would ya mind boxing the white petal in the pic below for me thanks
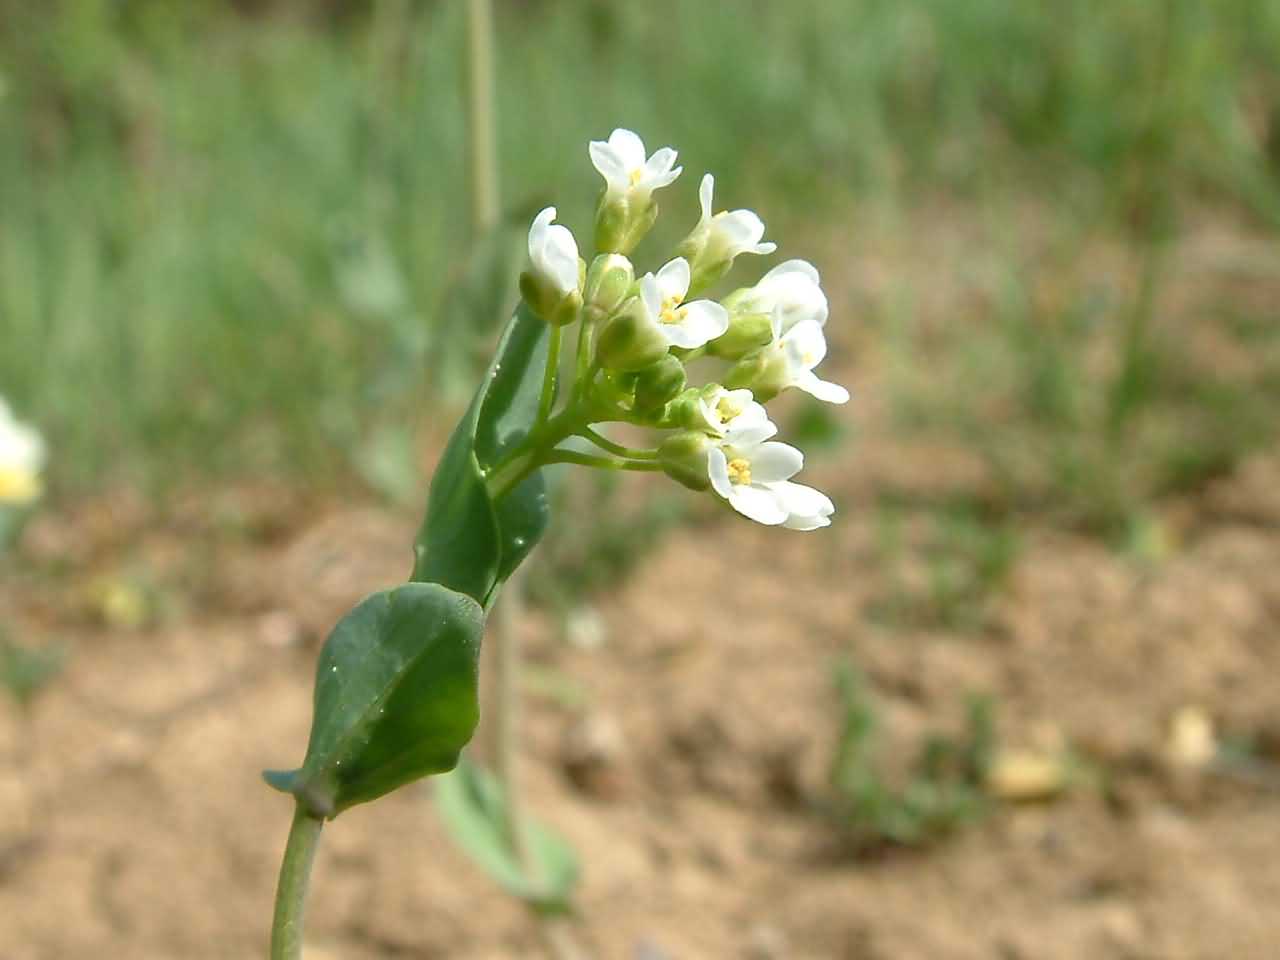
[724,420,777,447]
[528,206,556,260]
[698,173,714,222]
[762,259,820,286]
[644,146,678,179]
[771,481,835,531]
[748,241,778,255]
[646,164,682,191]
[707,446,732,499]
[782,319,828,370]
[671,300,728,348]
[655,258,691,302]
[696,398,723,435]
[0,417,44,473]
[639,273,662,319]
[727,401,771,434]
[748,441,803,484]
[759,269,829,330]
[793,370,850,404]
[711,210,767,256]
[541,224,580,293]
[728,484,788,525]
[607,128,648,170]
[588,142,629,188]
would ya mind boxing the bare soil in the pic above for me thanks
[3,212,1280,959]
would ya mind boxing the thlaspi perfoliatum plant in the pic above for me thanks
[265,128,847,958]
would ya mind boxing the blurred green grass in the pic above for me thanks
[1,0,1278,503]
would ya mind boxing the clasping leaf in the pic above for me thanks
[264,582,484,818]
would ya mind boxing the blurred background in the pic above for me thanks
[2,1,1280,957]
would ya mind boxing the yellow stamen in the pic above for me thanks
[726,457,752,486]
[715,396,742,423]
[629,168,644,186]
[659,296,687,325]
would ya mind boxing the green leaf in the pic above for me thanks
[413,304,551,605]
[264,582,484,818]
[434,758,580,913]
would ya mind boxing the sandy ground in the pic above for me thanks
[3,443,1280,959]
[3,211,1280,959]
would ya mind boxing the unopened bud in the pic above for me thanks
[662,387,705,431]
[632,354,687,419]
[583,254,635,323]
[706,309,773,360]
[723,344,788,402]
[595,194,660,256]
[657,430,713,491]
[520,270,583,327]
[594,296,669,372]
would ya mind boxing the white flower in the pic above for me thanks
[771,481,835,531]
[707,434,808,526]
[694,173,777,262]
[589,128,682,202]
[527,207,580,296]
[639,258,729,349]
[704,430,835,530]
[770,312,850,404]
[694,386,771,439]
[0,398,45,505]
[738,259,828,333]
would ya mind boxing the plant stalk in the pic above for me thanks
[466,0,499,236]
[491,565,536,873]
[269,805,325,960]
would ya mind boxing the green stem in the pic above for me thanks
[579,426,657,459]
[536,325,563,429]
[574,319,594,386]
[465,0,498,235]
[270,805,325,960]
[491,566,535,872]
[540,450,663,472]
[485,405,584,498]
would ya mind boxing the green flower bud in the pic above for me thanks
[662,386,705,430]
[657,430,713,491]
[723,344,788,402]
[595,195,660,256]
[677,247,734,298]
[632,354,687,419]
[583,254,635,323]
[595,296,669,372]
[706,309,773,361]
[519,270,583,327]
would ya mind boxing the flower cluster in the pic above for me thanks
[512,128,846,531]
[0,397,45,507]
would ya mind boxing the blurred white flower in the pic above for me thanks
[0,397,45,505]
[527,206,580,295]
[737,259,828,333]
[639,258,729,349]
[589,128,682,202]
